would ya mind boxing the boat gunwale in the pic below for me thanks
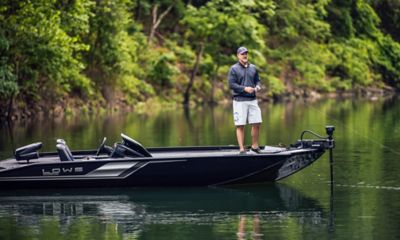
[0,147,321,175]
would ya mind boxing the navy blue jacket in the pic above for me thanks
[228,62,260,101]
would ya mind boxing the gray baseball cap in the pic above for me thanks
[237,46,248,54]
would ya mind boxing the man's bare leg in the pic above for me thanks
[251,123,260,149]
[236,125,245,151]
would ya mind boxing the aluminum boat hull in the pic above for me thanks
[0,146,325,189]
[0,127,335,189]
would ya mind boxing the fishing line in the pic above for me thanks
[305,101,400,190]
[336,183,400,191]
[304,100,400,156]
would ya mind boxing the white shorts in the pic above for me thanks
[233,100,262,126]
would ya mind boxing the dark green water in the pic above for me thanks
[0,97,400,239]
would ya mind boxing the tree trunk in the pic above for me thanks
[148,4,173,44]
[183,42,204,106]
[135,0,141,21]
[6,93,14,121]
[210,63,220,104]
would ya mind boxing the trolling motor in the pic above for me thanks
[292,126,336,232]
[325,125,335,179]
[292,125,335,150]
[326,125,335,146]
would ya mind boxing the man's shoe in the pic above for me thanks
[251,147,261,154]
[239,150,247,154]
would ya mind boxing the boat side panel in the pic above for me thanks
[120,155,289,186]
[275,150,325,180]
[0,155,287,188]
[0,161,106,178]
[225,149,325,184]
[0,148,326,188]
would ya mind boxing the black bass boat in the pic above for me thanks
[0,126,335,189]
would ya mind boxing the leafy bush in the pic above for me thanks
[374,35,400,87]
[288,42,336,91]
[0,33,18,100]
[328,39,376,90]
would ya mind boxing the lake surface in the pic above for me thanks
[0,97,400,239]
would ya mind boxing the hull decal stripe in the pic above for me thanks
[87,162,138,177]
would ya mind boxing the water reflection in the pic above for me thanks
[2,97,400,239]
[0,184,325,240]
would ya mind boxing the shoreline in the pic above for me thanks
[0,88,397,123]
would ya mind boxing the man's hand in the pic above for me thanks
[244,87,255,93]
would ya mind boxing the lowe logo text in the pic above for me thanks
[42,167,84,176]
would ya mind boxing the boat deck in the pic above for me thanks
[150,146,286,158]
[0,146,289,171]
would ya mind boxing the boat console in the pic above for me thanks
[108,134,152,158]
[14,142,42,162]
[110,143,145,158]
[121,133,152,157]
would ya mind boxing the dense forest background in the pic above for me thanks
[1,0,400,118]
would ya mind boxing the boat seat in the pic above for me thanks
[56,139,74,160]
[56,142,74,162]
[14,142,42,162]
[110,143,145,158]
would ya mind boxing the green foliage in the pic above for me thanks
[147,50,179,89]
[184,0,269,60]
[353,0,381,38]
[1,0,400,112]
[0,32,18,99]
[84,0,154,102]
[289,42,336,91]
[181,0,270,103]
[265,0,400,93]
[328,39,376,90]
[0,0,93,100]
[0,60,17,100]
[269,0,331,43]
[324,0,400,89]
[374,35,400,87]
[370,0,400,41]
[267,75,286,95]
[326,0,356,38]
[327,0,380,39]
[85,0,130,82]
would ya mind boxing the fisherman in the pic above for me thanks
[227,46,262,154]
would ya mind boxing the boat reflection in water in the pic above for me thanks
[0,184,326,239]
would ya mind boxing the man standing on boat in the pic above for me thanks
[228,46,262,154]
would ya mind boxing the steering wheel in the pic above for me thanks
[96,137,107,156]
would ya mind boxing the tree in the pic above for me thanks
[0,0,92,102]
[133,0,184,44]
[326,0,380,39]
[268,0,331,43]
[369,0,400,41]
[0,30,18,118]
[84,0,152,102]
[326,0,400,88]
[181,0,272,105]
[148,3,172,44]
